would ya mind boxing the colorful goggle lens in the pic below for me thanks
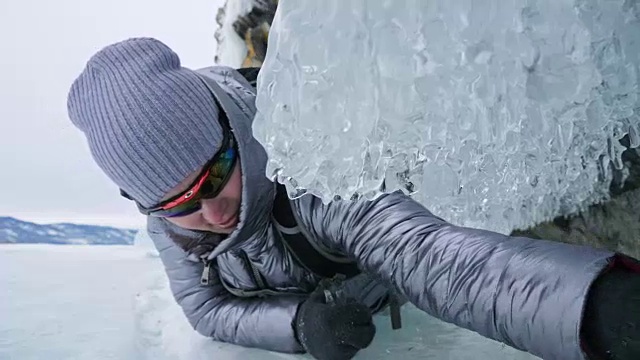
[139,134,237,218]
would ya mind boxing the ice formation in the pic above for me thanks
[253,0,640,233]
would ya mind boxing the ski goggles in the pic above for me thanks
[122,127,238,218]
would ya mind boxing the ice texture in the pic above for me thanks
[253,0,640,232]
[0,243,539,360]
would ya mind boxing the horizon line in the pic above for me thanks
[0,213,146,230]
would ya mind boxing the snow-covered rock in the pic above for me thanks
[0,216,136,245]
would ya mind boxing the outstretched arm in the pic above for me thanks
[292,190,629,360]
[148,226,304,353]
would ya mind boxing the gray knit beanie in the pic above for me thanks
[67,38,223,208]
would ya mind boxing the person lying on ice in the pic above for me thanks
[67,38,640,360]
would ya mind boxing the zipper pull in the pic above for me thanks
[200,261,212,286]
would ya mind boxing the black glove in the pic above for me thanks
[583,268,640,359]
[294,290,376,360]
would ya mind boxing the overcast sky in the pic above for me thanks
[0,0,225,228]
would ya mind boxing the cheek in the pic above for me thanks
[225,163,243,198]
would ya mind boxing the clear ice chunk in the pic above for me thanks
[253,0,640,233]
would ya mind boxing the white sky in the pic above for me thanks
[0,0,226,229]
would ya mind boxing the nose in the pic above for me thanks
[199,197,228,225]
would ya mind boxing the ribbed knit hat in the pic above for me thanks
[67,38,224,208]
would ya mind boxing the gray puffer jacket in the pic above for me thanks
[147,66,618,360]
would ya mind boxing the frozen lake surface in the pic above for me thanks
[1,244,538,360]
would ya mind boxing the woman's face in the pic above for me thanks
[162,161,242,234]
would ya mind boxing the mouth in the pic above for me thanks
[218,210,239,229]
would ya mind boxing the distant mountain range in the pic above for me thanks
[0,217,137,245]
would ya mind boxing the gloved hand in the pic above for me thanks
[294,290,376,360]
[583,268,640,359]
